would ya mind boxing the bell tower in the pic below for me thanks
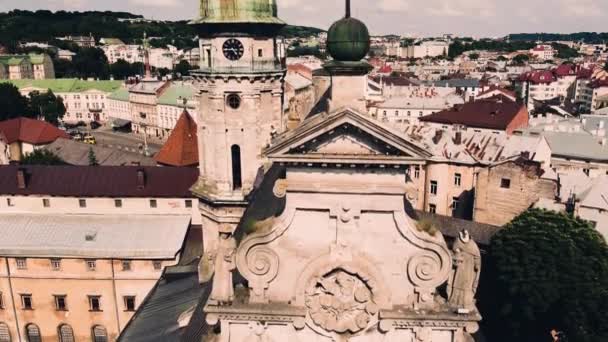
[190,0,286,246]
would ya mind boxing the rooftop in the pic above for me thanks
[154,110,199,167]
[157,84,196,108]
[419,95,526,131]
[3,79,123,93]
[0,165,198,198]
[0,214,191,259]
[44,138,156,166]
[0,117,69,145]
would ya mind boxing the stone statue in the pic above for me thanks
[448,230,481,310]
[210,232,237,305]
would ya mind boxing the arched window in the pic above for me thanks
[24,324,41,342]
[0,322,11,342]
[91,325,108,342]
[231,145,242,190]
[58,324,74,342]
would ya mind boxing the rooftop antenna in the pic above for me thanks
[345,0,351,18]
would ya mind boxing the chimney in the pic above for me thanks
[454,131,462,145]
[137,168,146,189]
[16,168,26,189]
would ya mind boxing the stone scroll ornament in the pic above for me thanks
[447,230,481,311]
[305,270,378,334]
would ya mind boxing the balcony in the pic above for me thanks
[192,60,285,76]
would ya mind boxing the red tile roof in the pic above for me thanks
[477,85,516,100]
[0,117,69,145]
[519,70,556,84]
[419,95,525,131]
[0,165,198,198]
[554,64,576,77]
[154,110,199,167]
[378,64,393,74]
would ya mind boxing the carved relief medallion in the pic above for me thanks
[305,270,378,334]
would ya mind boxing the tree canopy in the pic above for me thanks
[20,149,66,165]
[28,90,66,125]
[0,83,29,120]
[482,208,608,342]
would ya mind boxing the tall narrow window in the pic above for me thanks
[122,260,131,271]
[20,295,32,310]
[231,145,242,190]
[124,296,136,311]
[454,173,462,187]
[54,295,67,311]
[92,325,108,342]
[452,197,460,217]
[15,258,26,270]
[414,166,420,179]
[58,324,75,342]
[88,296,101,311]
[430,181,438,195]
[25,324,41,342]
[50,259,61,271]
[0,322,10,342]
[429,204,437,214]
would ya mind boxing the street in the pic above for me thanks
[91,128,163,156]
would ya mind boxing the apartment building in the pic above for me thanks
[0,54,54,80]
[0,165,201,341]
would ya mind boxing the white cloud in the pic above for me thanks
[559,0,603,17]
[378,0,409,12]
[128,0,180,7]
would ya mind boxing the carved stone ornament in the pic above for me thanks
[305,269,378,334]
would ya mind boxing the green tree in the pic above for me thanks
[110,59,136,80]
[468,53,480,60]
[604,60,608,71]
[0,83,30,121]
[513,54,530,65]
[21,149,65,165]
[174,60,192,77]
[72,47,110,79]
[28,90,66,125]
[88,147,99,166]
[482,209,608,342]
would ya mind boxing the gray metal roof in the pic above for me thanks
[544,132,608,162]
[0,214,191,259]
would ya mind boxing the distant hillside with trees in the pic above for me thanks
[0,10,323,51]
[509,32,608,44]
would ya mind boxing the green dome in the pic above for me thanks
[326,17,370,62]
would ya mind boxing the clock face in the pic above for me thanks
[223,39,244,61]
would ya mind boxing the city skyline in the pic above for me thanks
[1,0,607,37]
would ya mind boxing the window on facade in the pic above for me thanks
[25,324,41,342]
[226,94,241,110]
[451,197,459,217]
[54,295,67,311]
[50,258,61,271]
[414,166,420,179]
[430,181,438,195]
[79,199,87,208]
[86,259,96,271]
[124,296,136,311]
[122,260,131,271]
[258,49,263,57]
[15,258,26,270]
[382,110,387,116]
[0,292,3,309]
[42,198,50,208]
[454,173,461,187]
[185,200,193,208]
[92,325,108,342]
[149,199,157,208]
[88,296,101,311]
[231,145,242,190]
[58,324,74,342]
[500,178,511,189]
[429,204,437,214]
[0,322,10,342]
[114,199,122,208]
[583,168,590,176]
[153,261,162,270]
[20,294,32,310]
[6,198,13,207]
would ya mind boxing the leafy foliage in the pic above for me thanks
[552,43,579,59]
[449,38,535,59]
[21,149,65,165]
[174,60,192,77]
[88,147,99,166]
[509,32,608,44]
[0,83,29,120]
[513,53,530,65]
[482,208,608,342]
[28,90,66,125]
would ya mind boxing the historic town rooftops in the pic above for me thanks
[519,70,556,84]
[285,72,313,91]
[3,79,123,93]
[0,214,191,259]
[578,175,608,211]
[430,78,480,88]
[108,87,130,101]
[414,211,501,246]
[155,110,199,167]
[44,138,156,166]
[476,85,517,101]
[129,79,170,95]
[0,165,199,198]
[419,95,526,131]
[0,117,70,145]
[377,93,464,110]
[543,131,608,162]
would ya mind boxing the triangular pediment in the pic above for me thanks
[266,107,432,162]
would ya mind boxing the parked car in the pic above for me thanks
[90,121,102,130]
[83,135,97,145]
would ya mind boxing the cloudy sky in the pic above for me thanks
[1,0,607,37]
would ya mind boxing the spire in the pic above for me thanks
[143,32,151,79]
[345,0,351,18]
